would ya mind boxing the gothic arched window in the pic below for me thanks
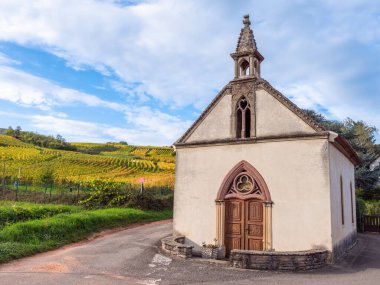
[236,96,251,138]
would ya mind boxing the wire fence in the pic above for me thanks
[0,177,173,205]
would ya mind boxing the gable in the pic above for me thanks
[178,86,231,144]
[255,88,316,137]
[176,79,325,145]
[185,92,232,143]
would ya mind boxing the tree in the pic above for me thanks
[56,134,65,143]
[39,169,54,186]
[5,127,77,151]
[303,109,380,191]
[5,126,14,136]
[14,126,22,139]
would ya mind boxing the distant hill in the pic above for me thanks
[3,127,77,151]
[0,135,175,187]
[0,128,6,135]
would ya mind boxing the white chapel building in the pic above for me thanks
[172,15,360,261]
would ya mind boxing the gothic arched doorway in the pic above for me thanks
[215,161,272,256]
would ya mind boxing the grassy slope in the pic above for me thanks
[0,201,80,227]
[0,206,172,263]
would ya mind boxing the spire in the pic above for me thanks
[231,14,264,79]
[236,15,257,52]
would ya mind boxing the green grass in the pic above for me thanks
[0,207,172,263]
[0,201,80,227]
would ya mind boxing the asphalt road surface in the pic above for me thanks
[0,220,379,285]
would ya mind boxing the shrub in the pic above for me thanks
[357,187,380,200]
[125,193,173,211]
[364,200,380,215]
[79,180,173,210]
[79,180,127,208]
[356,197,366,232]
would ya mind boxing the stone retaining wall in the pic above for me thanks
[230,249,329,271]
[161,236,193,258]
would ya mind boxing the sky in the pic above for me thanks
[0,0,379,145]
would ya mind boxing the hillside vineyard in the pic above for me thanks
[0,135,175,187]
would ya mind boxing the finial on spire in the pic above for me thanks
[243,15,251,27]
[235,14,257,52]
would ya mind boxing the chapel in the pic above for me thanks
[172,15,359,262]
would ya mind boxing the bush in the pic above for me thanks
[364,200,380,215]
[356,197,366,232]
[125,193,173,211]
[79,180,173,210]
[357,187,380,200]
[78,180,127,208]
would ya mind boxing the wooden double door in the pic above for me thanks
[225,199,264,255]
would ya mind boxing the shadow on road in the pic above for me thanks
[308,233,380,275]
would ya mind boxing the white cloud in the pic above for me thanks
[0,0,379,141]
[0,52,20,65]
[30,114,183,145]
[32,115,103,142]
[0,66,123,111]
[0,66,190,144]
[250,0,380,137]
[0,0,244,108]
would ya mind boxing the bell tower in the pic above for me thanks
[231,15,264,79]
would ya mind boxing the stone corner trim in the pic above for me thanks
[161,236,193,258]
[230,249,329,271]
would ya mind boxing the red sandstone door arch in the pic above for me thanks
[215,161,272,255]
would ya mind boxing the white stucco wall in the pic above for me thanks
[255,89,316,137]
[185,88,316,144]
[328,144,356,246]
[186,94,232,142]
[173,138,333,252]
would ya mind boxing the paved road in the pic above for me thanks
[0,220,379,285]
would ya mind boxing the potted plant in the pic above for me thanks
[201,238,219,259]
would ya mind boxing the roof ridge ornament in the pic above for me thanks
[243,14,251,27]
[236,14,257,53]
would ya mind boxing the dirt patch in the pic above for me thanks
[32,263,68,273]
[84,219,172,242]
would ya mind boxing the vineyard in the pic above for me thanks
[0,135,175,187]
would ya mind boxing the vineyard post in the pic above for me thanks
[77,184,80,204]
[139,177,144,194]
[49,182,53,202]
[1,159,5,194]
[15,167,21,201]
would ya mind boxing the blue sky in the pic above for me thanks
[0,0,379,145]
